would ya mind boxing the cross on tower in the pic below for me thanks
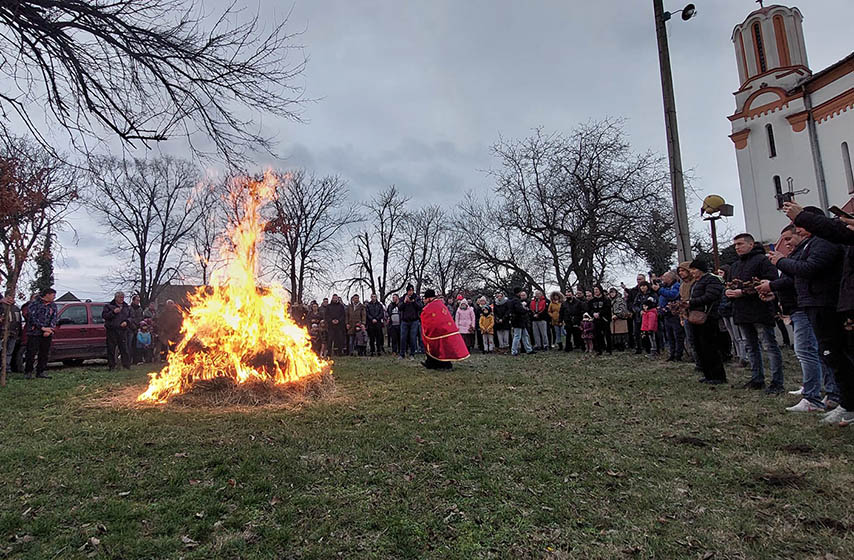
[756,0,765,7]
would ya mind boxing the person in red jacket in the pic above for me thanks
[421,289,469,370]
[640,297,658,355]
[529,290,549,351]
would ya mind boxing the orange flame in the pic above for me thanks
[137,173,329,403]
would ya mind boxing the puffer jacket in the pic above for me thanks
[794,211,854,314]
[726,244,779,324]
[529,296,549,322]
[493,297,512,330]
[689,273,724,320]
[455,304,476,333]
[547,301,562,325]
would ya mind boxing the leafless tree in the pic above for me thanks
[0,0,305,164]
[0,134,78,386]
[399,205,442,294]
[461,120,672,291]
[348,186,409,301]
[456,195,549,294]
[265,170,360,304]
[189,181,228,285]
[86,156,211,306]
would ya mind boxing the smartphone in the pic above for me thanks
[767,243,775,252]
[829,205,854,219]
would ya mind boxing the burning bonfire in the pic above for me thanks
[137,174,332,405]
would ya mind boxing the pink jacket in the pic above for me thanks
[455,305,476,333]
[641,308,658,332]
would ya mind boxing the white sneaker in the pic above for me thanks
[788,386,804,396]
[822,396,839,410]
[820,407,848,425]
[786,398,824,413]
[839,411,854,427]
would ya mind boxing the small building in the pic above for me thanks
[55,291,80,302]
[728,3,854,242]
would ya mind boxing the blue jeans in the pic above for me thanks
[739,322,784,387]
[399,320,419,358]
[664,315,685,359]
[791,311,826,406]
[511,327,533,355]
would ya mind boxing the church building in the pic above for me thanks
[728,3,854,242]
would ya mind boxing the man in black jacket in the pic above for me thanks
[398,284,422,360]
[785,201,854,426]
[725,233,785,393]
[102,291,132,370]
[760,223,840,412]
[365,293,385,356]
[510,288,534,356]
[324,294,347,357]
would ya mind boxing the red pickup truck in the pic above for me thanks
[18,301,109,367]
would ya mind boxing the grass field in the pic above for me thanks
[0,350,852,559]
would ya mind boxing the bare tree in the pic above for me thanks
[87,156,210,306]
[399,205,442,294]
[348,186,409,301]
[0,135,77,386]
[265,170,359,304]
[456,195,549,294]
[463,121,672,291]
[0,0,305,163]
[189,181,229,285]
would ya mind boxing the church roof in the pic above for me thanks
[797,51,854,92]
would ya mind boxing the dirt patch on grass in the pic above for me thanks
[753,469,805,488]
[801,517,850,533]
[675,436,710,448]
[87,372,336,410]
[780,443,814,455]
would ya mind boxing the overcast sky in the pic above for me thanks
[44,0,854,300]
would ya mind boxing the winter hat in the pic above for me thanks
[424,288,436,299]
[689,258,709,273]
[582,312,592,321]
[456,294,464,301]
[677,261,692,272]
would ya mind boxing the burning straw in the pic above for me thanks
[136,173,333,406]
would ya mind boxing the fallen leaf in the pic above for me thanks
[181,535,198,548]
[227,479,236,487]
[194,512,204,519]
[117,491,130,497]
[174,452,188,458]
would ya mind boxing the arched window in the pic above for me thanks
[773,175,783,210]
[843,142,854,194]
[753,22,767,73]
[766,124,777,158]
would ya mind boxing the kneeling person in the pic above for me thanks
[420,289,470,369]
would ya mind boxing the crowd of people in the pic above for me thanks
[1,290,184,379]
[290,202,853,427]
[3,202,852,427]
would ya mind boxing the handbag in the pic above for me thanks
[687,308,708,325]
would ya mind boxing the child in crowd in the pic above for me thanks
[479,305,495,353]
[309,323,321,355]
[354,322,368,356]
[319,320,329,359]
[136,320,154,363]
[640,297,658,355]
[581,313,595,353]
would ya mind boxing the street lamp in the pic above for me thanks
[700,194,734,272]
[653,1,696,263]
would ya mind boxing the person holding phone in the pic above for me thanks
[783,201,854,426]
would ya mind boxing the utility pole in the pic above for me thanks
[653,0,692,262]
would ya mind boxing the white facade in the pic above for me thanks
[729,4,854,243]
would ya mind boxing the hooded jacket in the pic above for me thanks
[455,303,476,333]
[726,244,779,324]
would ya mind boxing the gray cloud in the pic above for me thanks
[14,0,854,296]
